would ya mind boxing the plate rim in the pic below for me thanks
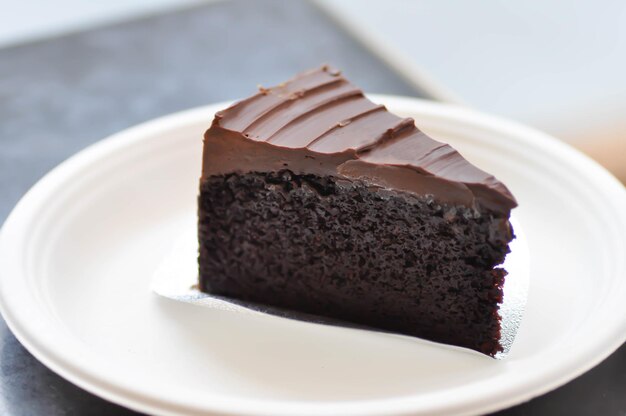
[1,95,625,416]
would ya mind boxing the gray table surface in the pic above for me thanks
[0,1,624,415]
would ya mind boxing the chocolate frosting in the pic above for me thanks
[202,66,517,215]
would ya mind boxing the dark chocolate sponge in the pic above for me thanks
[199,171,512,356]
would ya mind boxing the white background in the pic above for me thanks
[318,0,626,147]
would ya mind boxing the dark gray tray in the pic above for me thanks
[0,1,623,414]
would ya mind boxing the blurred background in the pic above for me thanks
[319,0,626,183]
[0,1,624,415]
[2,0,624,182]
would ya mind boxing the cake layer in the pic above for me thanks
[199,171,511,355]
[202,66,517,214]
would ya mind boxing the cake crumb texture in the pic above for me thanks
[198,171,513,356]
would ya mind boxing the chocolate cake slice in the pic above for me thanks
[198,66,517,356]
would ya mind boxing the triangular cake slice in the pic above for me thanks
[198,66,517,356]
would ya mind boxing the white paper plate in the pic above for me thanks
[0,96,624,416]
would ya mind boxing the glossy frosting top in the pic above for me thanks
[202,66,517,214]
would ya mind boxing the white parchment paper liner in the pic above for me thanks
[152,216,528,358]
